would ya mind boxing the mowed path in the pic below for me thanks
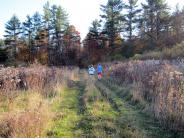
[48,71,176,138]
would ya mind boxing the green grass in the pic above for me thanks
[97,78,176,138]
[47,73,178,138]
[49,87,82,137]
[72,78,120,137]
[0,71,182,138]
[84,83,119,137]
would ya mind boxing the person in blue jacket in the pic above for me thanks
[97,63,103,80]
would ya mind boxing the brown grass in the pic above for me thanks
[132,41,184,60]
[0,65,79,95]
[0,91,51,138]
[106,60,184,132]
[0,65,79,138]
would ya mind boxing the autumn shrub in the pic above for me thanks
[107,60,184,132]
[0,64,79,138]
[0,65,79,96]
[0,65,79,137]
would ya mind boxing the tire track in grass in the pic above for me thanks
[48,71,95,138]
[73,72,121,137]
[84,77,120,137]
[86,89,119,137]
[48,70,174,138]
[96,78,176,138]
[74,80,94,137]
[48,85,82,138]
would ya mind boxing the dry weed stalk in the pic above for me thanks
[108,60,184,131]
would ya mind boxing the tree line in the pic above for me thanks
[1,0,184,66]
[1,1,80,65]
[82,0,184,64]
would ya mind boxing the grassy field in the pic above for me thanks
[0,70,182,138]
[46,71,178,138]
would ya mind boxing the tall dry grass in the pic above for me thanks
[0,65,79,94]
[0,91,51,138]
[0,65,79,138]
[106,60,184,132]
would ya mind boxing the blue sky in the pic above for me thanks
[0,0,184,40]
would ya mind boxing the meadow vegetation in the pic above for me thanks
[0,65,79,138]
[106,59,184,136]
[1,0,184,137]
[0,62,183,138]
[132,41,184,60]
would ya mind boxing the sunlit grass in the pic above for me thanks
[89,100,118,118]
[0,68,182,138]
[48,88,82,137]
[0,90,53,138]
[97,78,176,138]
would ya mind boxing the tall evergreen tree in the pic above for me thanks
[142,0,169,48]
[100,0,124,47]
[83,20,104,64]
[32,12,42,38]
[50,5,68,48]
[172,4,183,42]
[4,15,21,58]
[89,19,101,38]
[43,1,52,45]
[4,15,21,40]
[124,0,141,41]
[23,15,34,49]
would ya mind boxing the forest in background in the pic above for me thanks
[1,0,184,66]
[0,1,184,137]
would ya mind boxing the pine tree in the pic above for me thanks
[43,1,51,45]
[32,12,42,38]
[23,15,34,50]
[172,4,183,42]
[100,0,124,47]
[50,5,68,48]
[89,19,101,39]
[4,15,21,40]
[124,0,141,41]
[4,15,22,58]
[142,0,169,48]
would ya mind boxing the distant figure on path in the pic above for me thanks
[88,65,95,75]
[97,63,103,80]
